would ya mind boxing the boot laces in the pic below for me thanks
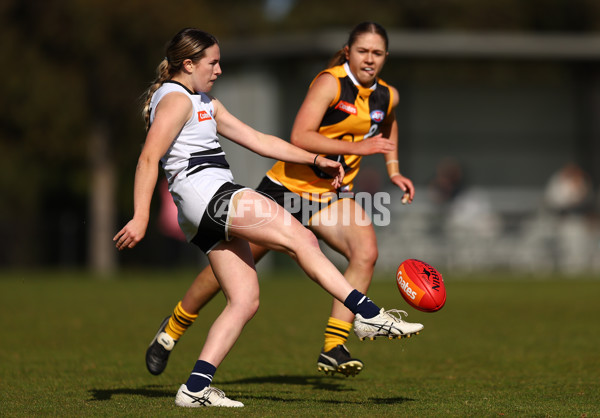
[382,309,409,322]
[205,387,226,399]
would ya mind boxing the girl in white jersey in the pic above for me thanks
[114,28,423,408]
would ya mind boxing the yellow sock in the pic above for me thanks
[165,301,198,341]
[323,317,353,352]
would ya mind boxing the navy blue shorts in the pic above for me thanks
[191,182,247,253]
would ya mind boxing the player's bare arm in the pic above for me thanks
[113,94,191,250]
[291,73,394,156]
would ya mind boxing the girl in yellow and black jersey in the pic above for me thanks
[267,56,399,200]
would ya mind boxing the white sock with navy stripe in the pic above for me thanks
[185,360,216,392]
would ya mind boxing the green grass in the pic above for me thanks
[1,269,599,417]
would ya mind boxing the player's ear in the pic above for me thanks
[182,59,194,73]
[343,45,350,61]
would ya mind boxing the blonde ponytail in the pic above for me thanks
[140,28,219,131]
[142,58,170,131]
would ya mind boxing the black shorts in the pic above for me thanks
[191,182,247,253]
[255,176,354,227]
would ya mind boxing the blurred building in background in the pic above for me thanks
[2,1,599,275]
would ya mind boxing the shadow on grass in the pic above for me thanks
[88,384,173,401]
[370,396,415,404]
[237,394,415,405]
[88,379,416,406]
[223,374,356,391]
[224,375,416,405]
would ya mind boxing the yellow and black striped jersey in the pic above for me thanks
[267,62,395,202]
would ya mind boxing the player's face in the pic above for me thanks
[345,33,388,87]
[190,44,222,92]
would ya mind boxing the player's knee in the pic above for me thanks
[246,297,260,320]
[284,227,319,260]
[364,243,378,265]
[349,241,378,269]
[298,227,320,249]
[232,294,260,322]
[247,287,260,315]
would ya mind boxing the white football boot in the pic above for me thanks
[354,308,423,341]
[175,384,244,408]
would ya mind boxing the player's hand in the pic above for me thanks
[315,157,345,188]
[113,218,148,250]
[354,134,395,156]
[390,174,415,204]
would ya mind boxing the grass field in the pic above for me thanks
[1,269,599,417]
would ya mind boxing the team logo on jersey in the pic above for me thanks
[197,111,211,122]
[335,101,357,115]
[370,109,385,123]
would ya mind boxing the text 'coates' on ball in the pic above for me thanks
[396,259,446,312]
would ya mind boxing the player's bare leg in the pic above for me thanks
[195,238,259,366]
[176,237,256,408]
[146,242,268,375]
[310,198,377,376]
[181,244,269,314]
[311,198,378,323]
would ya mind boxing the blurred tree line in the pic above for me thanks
[1,0,599,270]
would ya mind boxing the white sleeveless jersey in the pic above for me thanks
[149,81,231,184]
[149,81,241,243]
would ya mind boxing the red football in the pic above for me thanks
[396,259,446,312]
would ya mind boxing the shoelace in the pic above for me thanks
[205,387,226,399]
[382,309,409,322]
